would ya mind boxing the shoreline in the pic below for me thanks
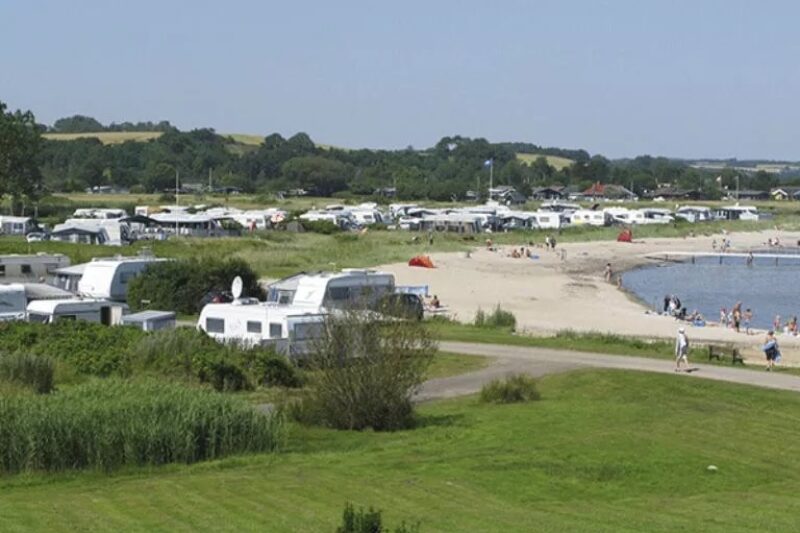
[379,228,800,366]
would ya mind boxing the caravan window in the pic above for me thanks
[119,272,134,284]
[28,313,49,323]
[21,264,32,275]
[328,287,350,301]
[269,323,283,338]
[247,321,262,334]
[0,265,4,277]
[206,317,225,333]
[293,322,323,341]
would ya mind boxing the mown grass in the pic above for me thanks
[2,370,800,531]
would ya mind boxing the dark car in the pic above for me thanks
[377,293,424,321]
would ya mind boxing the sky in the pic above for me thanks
[1,0,798,160]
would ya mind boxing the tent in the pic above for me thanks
[408,255,435,268]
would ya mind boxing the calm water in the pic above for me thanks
[623,254,800,330]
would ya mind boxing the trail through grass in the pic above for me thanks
[2,370,800,531]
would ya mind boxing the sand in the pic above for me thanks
[380,229,800,365]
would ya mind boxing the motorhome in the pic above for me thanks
[267,269,395,311]
[0,284,27,321]
[675,206,712,223]
[77,256,168,302]
[569,209,607,227]
[0,254,70,282]
[72,208,127,219]
[713,205,760,221]
[26,298,128,325]
[197,300,325,355]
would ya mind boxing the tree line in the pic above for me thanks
[0,103,783,212]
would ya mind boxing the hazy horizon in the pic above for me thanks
[3,0,798,161]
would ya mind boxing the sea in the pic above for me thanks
[622,251,800,330]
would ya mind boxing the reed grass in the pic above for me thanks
[0,353,54,394]
[0,379,284,474]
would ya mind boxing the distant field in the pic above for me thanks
[222,133,265,146]
[516,152,574,170]
[43,131,164,144]
[3,370,800,532]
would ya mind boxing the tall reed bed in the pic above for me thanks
[0,379,284,474]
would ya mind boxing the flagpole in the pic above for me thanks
[489,161,493,197]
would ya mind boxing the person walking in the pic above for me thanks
[763,330,781,371]
[675,327,690,372]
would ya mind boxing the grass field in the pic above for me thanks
[2,369,800,532]
[43,132,164,144]
[516,152,575,170]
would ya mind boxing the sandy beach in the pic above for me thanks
[380,229,800,365]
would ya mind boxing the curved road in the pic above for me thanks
[415,341,800,401]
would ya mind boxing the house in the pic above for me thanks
[582,182,638,201]
[646,188,706,201]
[729,190,769,201]
[770,186,800,201]
[530,186,565,201]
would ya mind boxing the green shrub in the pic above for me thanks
[480,374,541,404]
[249,351,303,388]
[337,503,420,533]
[127,257,263,314]
[474,305,517,330]
[301,219,341,234]
[0,379,284,474]
[0,353,55,394]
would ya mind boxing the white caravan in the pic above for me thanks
[570,209,607,227]
[675,206,712,223]
[0,284,27,321]
[0,216,36,236]
[197,300,325,355]
[713,205,760,221]
[604,208,646,225]
[0,254,70,282]
[77,256,168,302]
[299,211,354,229]
[72,208,127,219]
[26,298,128,325]
[53,218,131,245]
[267,269,395,311]
[640,208,674,224]
[530,211,562,229]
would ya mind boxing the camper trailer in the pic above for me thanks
[197,300,324,355]
[675,206,712,223]
[640,208,674,224]
[713,205,760,221]
[604,208,646,225]
[0,254,70,282]
[569,209,607,227]
[0,216,36,236]
[77,256,168,302]
[26,298,128,325]
[267,269,395,311]
[0,284,27,321]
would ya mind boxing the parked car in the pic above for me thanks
[25,232,49,242]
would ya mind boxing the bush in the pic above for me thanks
[127,257,263,314]
[296,309,436,431]
[0,379,284,474]
[301,219,341,234]
[474,305,517,330]
[337,503,420,533]
[480,374,541,404]
[249,351,303,388]
[0,353,54,394]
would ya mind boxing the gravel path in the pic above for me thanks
[413,341,800,401]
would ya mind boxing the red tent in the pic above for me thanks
[408,255,435,268]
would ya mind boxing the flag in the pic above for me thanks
[483,159,493,167]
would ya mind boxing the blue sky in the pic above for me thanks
[2,0,798,159]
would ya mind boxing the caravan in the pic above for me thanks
[77,256,168,302]
[26,298,128,325]
[0,284,27,321]
[267,269,395,311]
[569,209,607,227]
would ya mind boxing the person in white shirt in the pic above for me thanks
[675,327,689,372]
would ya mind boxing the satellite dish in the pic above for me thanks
[231,276,243,300]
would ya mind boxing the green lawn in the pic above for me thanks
[2,370,800,532]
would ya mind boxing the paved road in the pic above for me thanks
[414,341,800,401]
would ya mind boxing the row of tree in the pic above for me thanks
[0,103,784,212]
[50,115,176,133]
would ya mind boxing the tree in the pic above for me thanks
[0,101,43,213]
[297,308,436,431]
[52,115,104,133]
[281,156,351,196]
